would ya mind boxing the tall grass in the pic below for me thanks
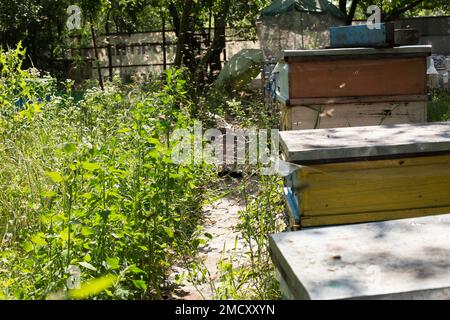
[427,91,450,122]
[0,44,288,301]
[0,45,214,299]
[213,175,285,300]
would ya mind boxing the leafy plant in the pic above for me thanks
[428,91,450,122]
[214,175,285,300]
[0,45,215,300]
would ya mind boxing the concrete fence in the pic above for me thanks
[66,28,259,82]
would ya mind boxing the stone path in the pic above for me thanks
[172,195,247,300]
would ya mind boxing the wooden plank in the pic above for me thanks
[269,214,450,300]
[282,101,427,130]
[288,57,427,99]
[298,153,450,219]
[285,154,450,228]
[297,154,450,226]
[301,206,450,227]
[288,94,428,105]
[279,122,450,163]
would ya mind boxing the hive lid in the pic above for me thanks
[279,122,450,163]
[283,45,432,60]
[269,213,450,300]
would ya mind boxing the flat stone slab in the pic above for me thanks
[269,214,450,300]
[279,122,450,163]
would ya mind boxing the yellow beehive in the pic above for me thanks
[280,122,450,228]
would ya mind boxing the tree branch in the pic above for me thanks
[346,0,360,25]
[339,0,347,19]
[174,0,194,68]
[385,0,427,21]
[196,0,231,80]
[168,2,180,37]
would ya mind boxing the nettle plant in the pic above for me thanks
[0,44,52,135]
[0,45,214,299]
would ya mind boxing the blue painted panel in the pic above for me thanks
[330,24,388,48]
[284,187,299,224]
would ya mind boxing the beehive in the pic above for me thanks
[270,214,450,300]
[281,101,427,130]
[273,45,432,130]
[280,122,450,228]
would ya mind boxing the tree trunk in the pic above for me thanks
[196,0,231,81]
[105,10,114,82]
[169,2,180,37]
[346,0,360,25]
[89,14,104,90]
[174,0,194,68]
[339,0,348,20]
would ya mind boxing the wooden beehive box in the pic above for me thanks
[270,214,450,300]
[280,122,450,228]
[274,46,432,130]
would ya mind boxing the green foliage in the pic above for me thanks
[194,87,280,129]
[0,41,289,301]
[0,43,55,125]
[0,45,214,299]
[0,0,72,75]
[214,176,285,300]
[68,275,118,299]
[428,92,450,122]
[334,0,450,22]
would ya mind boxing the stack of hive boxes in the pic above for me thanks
[269,32,450,298]
[274,45,432,130]
[274,45,443,229]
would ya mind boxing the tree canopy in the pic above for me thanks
[335,0,450,24]
[1,0,449,80]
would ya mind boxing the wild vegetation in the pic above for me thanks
[0,42,288,300]
[0,44,217,299]
[428,92,450,122]
[1,0,450,302]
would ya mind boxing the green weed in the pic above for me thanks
[0,45,215,299]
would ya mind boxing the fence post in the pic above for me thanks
[162,13,167,70]
[106,10,114,81]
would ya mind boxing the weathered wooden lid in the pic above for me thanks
[279,122,450,163]
[269,213,450,300]
[283,45,432,60]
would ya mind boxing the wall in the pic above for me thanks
[394,16,450,55]
[67,29,259,82]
